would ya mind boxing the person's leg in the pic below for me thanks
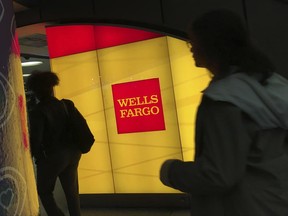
[37,160,65,216]
[59,150,82,216]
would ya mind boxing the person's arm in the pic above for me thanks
[160,99,251,195]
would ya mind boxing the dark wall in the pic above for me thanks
[162,0,244,34]
[246,0,288,77]
[15,0,288,77]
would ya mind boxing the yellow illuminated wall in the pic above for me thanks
[167,37,210,160]
[50,32,210,194]
[52,51,115,193]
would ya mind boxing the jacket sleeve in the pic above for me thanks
[29,108,46,158]
[160,98,252,195]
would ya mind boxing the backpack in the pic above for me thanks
[62,99,95,153]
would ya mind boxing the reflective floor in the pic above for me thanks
[39,179,191,216]
[40,207,190,216]
[81,208,190,216]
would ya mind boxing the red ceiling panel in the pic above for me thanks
[46,25,163,58]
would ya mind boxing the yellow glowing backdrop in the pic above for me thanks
[47,25,210,194]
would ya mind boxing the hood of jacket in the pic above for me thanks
[203,72,288,129]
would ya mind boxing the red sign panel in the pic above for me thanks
[112,78,165,134]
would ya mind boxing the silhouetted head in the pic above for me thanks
[26,71,59,101]
[188,9,274,83]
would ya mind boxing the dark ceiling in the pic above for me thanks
[14,0,40,9]
[13,0,288,80]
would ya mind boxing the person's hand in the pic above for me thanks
[160,159,179,187]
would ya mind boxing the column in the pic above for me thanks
[0,0,39,215]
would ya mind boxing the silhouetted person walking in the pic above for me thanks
[160,9,288,216]
[27,71,82,216]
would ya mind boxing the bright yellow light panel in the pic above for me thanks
[167,37,210,160]
[50,35,211,194]
[51,51,114,193]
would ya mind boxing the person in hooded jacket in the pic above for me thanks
[160,9,288,216]
[27,71,82,216]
